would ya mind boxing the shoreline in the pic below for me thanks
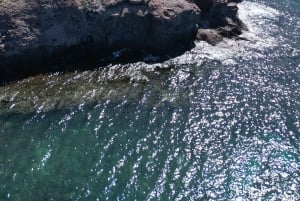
[0,0,246,83]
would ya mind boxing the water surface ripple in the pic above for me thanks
[0,1,299,200]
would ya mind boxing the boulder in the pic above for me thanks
[196,29,223,45]
[196,0,247,43]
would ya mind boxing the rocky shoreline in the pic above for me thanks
[0,0,246,83]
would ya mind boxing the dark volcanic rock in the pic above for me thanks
[0,0,246,83]
[196,29,223,45]
[192,0,215,12]
[196,0,247,45]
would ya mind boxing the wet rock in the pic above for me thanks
[209,0,247,35]
[196,29,223,45]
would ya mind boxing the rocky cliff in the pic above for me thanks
[0,0,246,82]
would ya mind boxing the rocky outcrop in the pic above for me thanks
[0,0,245,83]
[196,0,247,43]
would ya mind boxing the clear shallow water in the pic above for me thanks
[0,0,299,200]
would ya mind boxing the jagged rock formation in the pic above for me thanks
[0,0,246,82]
[196,0,247,44]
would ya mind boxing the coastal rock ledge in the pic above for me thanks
[0,0,246,82]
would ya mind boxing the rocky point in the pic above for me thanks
[0,0,246,83]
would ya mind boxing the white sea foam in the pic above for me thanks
[168,1,283,65]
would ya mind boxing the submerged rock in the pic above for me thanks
[0,0,245,83]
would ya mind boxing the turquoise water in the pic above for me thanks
[0,0,299,200]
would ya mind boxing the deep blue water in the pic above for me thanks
[0,0,299,200]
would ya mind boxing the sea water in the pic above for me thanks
[0,0,299,200]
